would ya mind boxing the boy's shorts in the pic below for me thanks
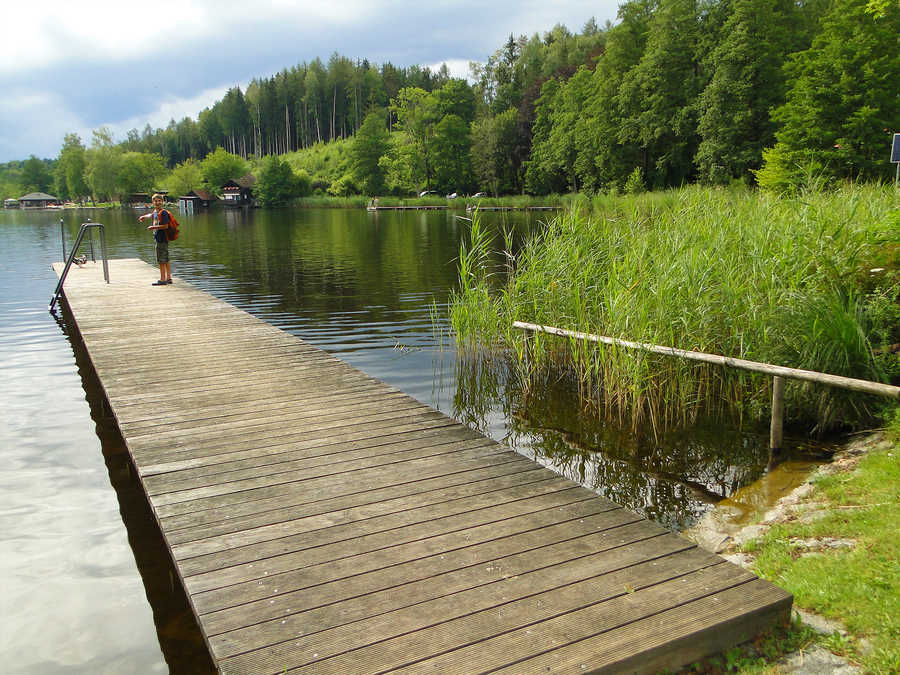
[156,240,169,264]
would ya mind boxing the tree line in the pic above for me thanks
[3,0,896,204]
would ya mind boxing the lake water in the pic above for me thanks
[0,206,821,672]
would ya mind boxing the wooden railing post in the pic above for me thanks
[770,376,785,451]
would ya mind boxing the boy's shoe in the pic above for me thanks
[166,279,173,284]
[152,280,167,286]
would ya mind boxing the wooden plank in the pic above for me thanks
[54,259,792,674]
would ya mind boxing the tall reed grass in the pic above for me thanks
[450,184,899,434]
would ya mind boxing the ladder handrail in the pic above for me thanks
[49,222,109,312]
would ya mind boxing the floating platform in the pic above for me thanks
[53,258,791,674]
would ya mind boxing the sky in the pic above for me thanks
[1,0,621,163]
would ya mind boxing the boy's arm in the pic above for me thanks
[144,210,171,229]
[138,211,153,222]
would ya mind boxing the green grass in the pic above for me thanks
[450,184,899,433]
[679,410,900,673]
[746,416,900,673]
[680,614,818,674]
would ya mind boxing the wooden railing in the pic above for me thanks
[512,321,900,449]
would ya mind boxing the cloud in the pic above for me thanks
[104,84,234,141]
[1,0,619,161]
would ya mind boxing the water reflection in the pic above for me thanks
[1,206,829,672]
[59,302,216,675]
[452,353,826,530]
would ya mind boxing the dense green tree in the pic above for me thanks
[471,107,519,195]
[349,109,390,195]
[0,162,23,200]
[200,147,249,192]
[379,131,419,195]
[529,0,654,193]
[117,152,167,197]
[527,69,594,192]
[470,114,502,196]
[84,128,121,201]
[761,0,900,184]
[695,0,801,184]
[526,79,568,194]
[54,133,88,200]
[198,107,223,153]
[432,114,473,193]
[32,11,897,199]
[617,0,702,188]
[166,158,203,197]
[256,155,301,206]
[21,155,54,194]
[219,87,252,156]
[391,87,438,190]
[432,79,477,125]
[305,59,327,144]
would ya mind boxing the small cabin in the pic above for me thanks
[4,198,19,209]
[221,175,255,207]
[19,192,59,208]
[178,189,216,211]
[178,190,218,209]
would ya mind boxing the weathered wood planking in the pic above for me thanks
[54,259,791,674]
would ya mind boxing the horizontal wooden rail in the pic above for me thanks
[512,321,899,400]
[514,320,898,451]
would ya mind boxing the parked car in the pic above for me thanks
[446,192,458,199]
[419,190,436,197]
[472,192,486,198]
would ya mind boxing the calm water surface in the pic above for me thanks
[0,206,822,672]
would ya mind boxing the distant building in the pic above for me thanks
[4,198,19,209]
[221,175,255,207]
[128,192,150,205]
[18,192,59,208]
[178,189,216,210]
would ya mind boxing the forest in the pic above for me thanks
[1,0,897,204]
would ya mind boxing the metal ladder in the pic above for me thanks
[49,220,109,312]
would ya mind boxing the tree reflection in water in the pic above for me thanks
[452,352,801,531]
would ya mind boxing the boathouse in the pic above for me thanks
[221,175,255,207]
[4,198,19,209]
[178,189,216,210]
[19,192,59,208]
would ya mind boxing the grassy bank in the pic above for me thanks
[750,420,899,673]
[450,184,899,434]
[700,412,899,674]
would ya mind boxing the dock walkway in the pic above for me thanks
[54,259,791,674]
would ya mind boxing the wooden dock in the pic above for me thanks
[53,259,791,674]
[366,205,448,211]
[465,205,561,212]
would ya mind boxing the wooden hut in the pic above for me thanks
[221,175,255,207]
[19,192,59,208]
[178,189,216,211]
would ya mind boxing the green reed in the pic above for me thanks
[451,184,899,433]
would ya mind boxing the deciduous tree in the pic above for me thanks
[256,155,300,206]
[21,155,53,194]
[200,147,249,193]
[349,109,390,195]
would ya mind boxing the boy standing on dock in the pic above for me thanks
[139,193,173,285]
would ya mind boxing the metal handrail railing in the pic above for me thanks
[49,222,109,312]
